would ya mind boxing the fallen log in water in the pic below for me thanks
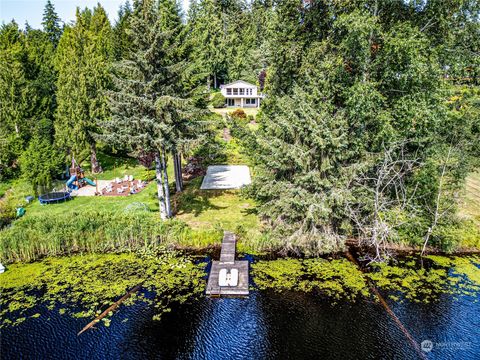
[345,251,427,360]
[77,283,143,336]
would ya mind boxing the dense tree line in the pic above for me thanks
[245,0,480,255]
[0,0,479,251]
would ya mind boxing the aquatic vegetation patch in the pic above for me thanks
[0,252,206,328]
[366,256,480,303]
[251,258,370,301]
[251,256,480,304]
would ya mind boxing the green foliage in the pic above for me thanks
[0,21,57,181]
[0,209,219,264]
[210,92,226,108]
[250,1,480,253]
[19,136,63,195]
[112,1,133,60]
[0,252,206,328]
[431,220,480,251]
[54,5,113,171]
[249,87,350,254]
[41,0,62,46]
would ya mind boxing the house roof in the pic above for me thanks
[220,80,257,88]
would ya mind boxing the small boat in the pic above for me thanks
[218,268,239,287]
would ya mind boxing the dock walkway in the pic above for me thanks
[206,231,249,297]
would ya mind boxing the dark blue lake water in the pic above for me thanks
[1,287,478,360]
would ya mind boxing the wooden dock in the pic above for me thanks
[206,231,249,297]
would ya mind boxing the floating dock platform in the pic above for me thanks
[206,231,249,297]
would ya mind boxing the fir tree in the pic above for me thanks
[101,0,204,218]
[188,0,226,88]
[42,0,62,46]
[113,1,133,60]
[54,5,113,173]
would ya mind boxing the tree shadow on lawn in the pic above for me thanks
[174,189,227,217]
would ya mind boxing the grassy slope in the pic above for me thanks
[175,177,259,235]
[209,106,259,118]
[2,125,261,257]
[460,171,480,222]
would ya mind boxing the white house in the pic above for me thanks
[220,80,264,108]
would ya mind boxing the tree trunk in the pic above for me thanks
[214,73,217,89]
[90,142,102,173]
[155,151,168,220]
[421,146,452,256]
[173,152,183,192]
[207,75,211,91]
[161,149,172,218]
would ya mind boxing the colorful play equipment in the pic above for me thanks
[38,191,71,205]
[16,207,26,218]
[67,157,96,190]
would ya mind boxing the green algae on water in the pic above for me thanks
[0,252,206,329]
[251,255,480,304]
[251,258,370,301]
[366,256,480,303]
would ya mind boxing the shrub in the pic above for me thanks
[210,92,226,108]
[230,108,246,119]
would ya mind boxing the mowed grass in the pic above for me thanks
[209,106,259,118]
[7,161,260,245]
[460,171,480,222]
[175,177,259,234]
[80,152,174,181]
[26,181,160,217]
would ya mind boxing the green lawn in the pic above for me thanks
[1,133,263,258]
[175,177,259,233]
[460,171,480,222]
[79,152,175,181]
[209,106,259,118]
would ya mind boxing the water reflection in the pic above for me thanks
[186,295,269,359]
[1,288,479,359]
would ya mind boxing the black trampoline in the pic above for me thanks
[38,192,71,205]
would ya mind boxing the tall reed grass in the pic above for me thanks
[0,210,221,263]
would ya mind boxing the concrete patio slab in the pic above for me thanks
[200,165,251,190]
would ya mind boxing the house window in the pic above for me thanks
[226,88,232,95]
[239,88,245,95]
[247,88,252,95]
[233,88,238,95]
[246,98,256,105]
[227,99,234,106]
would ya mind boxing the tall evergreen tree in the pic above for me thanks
[113,1,133,60]
[251,0,480,254]
[102,0,204,218]
[42,0,62,46]
[0,21,58,181]
[54,5,113,173]
[188,0,226,88]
